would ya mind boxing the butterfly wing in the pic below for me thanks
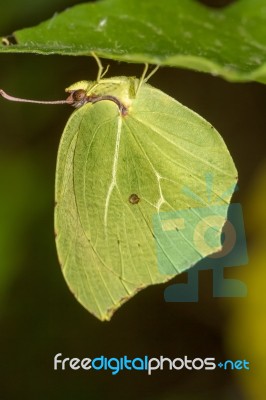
[55,82,237,321]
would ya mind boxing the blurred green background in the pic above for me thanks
[0,1,265,399]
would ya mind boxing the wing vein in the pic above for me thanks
[104,116,122,227]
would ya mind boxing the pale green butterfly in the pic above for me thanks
[0,55,237,320]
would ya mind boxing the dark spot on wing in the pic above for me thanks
[128,194,140,204]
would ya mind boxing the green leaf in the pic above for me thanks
[54,76,237,320]
[1,0,266,83]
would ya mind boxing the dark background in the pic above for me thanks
[0,1,265,399]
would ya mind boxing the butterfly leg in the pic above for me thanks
[91,51,110,81]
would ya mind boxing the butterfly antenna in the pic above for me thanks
[0,89,69,105]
